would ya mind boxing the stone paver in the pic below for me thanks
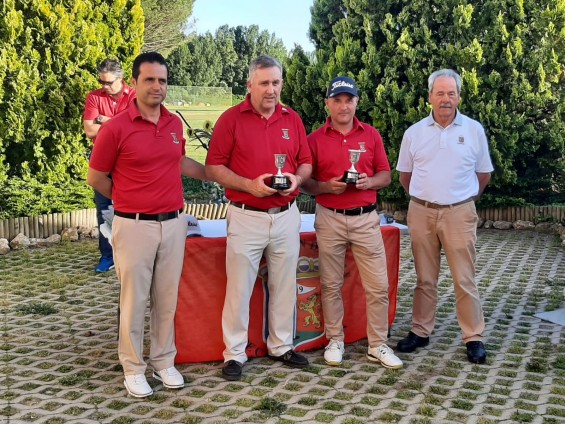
[1,230,564,423]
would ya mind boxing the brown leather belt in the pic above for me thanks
[115,209,183,221]
[230,200,294,214]
[411,196,473,209]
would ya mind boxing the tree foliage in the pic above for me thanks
[0,0,143,219]
[283,0,565,206]
[168,25,287,95]
[141,0,194,56]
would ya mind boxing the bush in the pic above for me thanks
[0,177,94,219]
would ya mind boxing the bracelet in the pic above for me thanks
[95,116,103,125]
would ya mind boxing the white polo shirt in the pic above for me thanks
[396,111,494,205]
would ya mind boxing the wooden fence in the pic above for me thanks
[1,201,562,241]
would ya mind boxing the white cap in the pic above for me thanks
[185,214,202,237]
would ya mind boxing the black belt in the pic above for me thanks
[114,209,183,221]
[230,200,294,214]
[411,196,473,209]
[329,204,376,216]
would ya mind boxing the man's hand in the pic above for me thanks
[320,176,347,195]
[277,173,301,196]
[356,173,371,190]
[246,173,277,197]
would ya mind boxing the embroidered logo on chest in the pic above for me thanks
[358,142,366,152]
[171,133,180,144]
[458,136,465,144]
[281,128,290,140]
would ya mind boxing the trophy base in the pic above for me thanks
[271,176,290,190]
[343,171,359,184]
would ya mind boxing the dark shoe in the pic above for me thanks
[222,360,243,381]
[466,341,487,364]
[268,350,309,369]
[397,331,430,353]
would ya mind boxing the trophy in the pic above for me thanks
[271,154,290,190]
[343,149,362,184]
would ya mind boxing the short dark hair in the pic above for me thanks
[132,52,168,80]
[97,58,123,78]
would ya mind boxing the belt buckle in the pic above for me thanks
[267,207,281,214]
[156,213,168,222]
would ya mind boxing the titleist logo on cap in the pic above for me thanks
[327,76,358,97]
[332,80,355,90]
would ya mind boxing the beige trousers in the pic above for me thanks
[112,214,188,375]
[315,205,389,347]
[407,200,484,342]
[222,203,301,364]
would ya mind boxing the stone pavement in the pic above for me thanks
[1,230,564,424]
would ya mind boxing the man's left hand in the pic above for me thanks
[356,173,372,190]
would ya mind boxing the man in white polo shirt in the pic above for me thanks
[396,69,494,364]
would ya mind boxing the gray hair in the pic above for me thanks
[247,55,283,82]
[428,69,462,95]
[97,58,123,78]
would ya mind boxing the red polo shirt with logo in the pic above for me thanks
[308,116,391,209]
[83,82,136,122]
[206,95,312,208]
[89,101,186,214]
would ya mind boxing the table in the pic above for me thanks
[174,219,400,364]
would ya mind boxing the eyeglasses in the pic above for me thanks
[98,78,119,86]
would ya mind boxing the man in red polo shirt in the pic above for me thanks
[83,58,136,272]
[206,55,312,381]
[301,76,402,369]
[87,52,205,398]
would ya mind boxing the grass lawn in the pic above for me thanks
[173,105,228,164]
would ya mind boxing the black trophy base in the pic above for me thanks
[271,175,290,190]
[343,171,360,184]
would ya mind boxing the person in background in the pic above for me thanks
[301,76,402,369]
[396,68,494,364]
[205,55,312,381]
[83,58,136,272]
[87,52,206,397]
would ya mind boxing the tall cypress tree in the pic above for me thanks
[283,0,565,205]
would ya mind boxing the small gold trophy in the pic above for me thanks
[343,149,361,184]
[271,154,290,190]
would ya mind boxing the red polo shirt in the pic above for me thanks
[83,82,136,122]
[89,101,186,214]
[308,117,391,209]
[206,95,312,208]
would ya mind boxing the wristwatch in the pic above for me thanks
[94,116,103,125]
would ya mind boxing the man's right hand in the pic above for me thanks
[246,173,277,197]
[321,176,347,195]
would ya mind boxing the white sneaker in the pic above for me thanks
[124,374,153,398]
[367,344,403,369]
[153,367,184,389]
[324,339,345,366]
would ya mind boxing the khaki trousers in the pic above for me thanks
[112,214,188,375]
[315,205,389,347]
[407,200,484,342]
[223,203,301,364]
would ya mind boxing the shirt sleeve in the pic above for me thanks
[205,110,235,166]
[475,124,494,173]
[83,92,100,120]
[89,124,118,173]
[371,127,391,173]
[396,130,414,172]
[295,114,312,166]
